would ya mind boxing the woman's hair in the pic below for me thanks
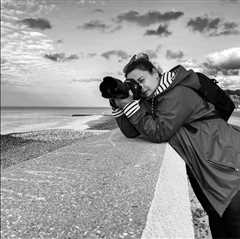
[123,59,156,77]
[123,53,157,77]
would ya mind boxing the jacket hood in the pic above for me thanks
[169,65,201,91]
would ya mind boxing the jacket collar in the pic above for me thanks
[153,71,176,97]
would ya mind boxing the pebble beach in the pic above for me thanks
[1,115,117,169]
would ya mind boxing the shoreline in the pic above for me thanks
[1,115,105,135]
[87,115,118,130]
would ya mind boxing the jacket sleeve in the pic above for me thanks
[112,108,140,138]
[122,86,198,143]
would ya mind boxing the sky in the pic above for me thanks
[1,0,240,107]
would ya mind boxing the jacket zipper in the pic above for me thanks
[151,96,156,119]
[207,160,239,172]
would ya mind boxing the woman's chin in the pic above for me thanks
[148,92,156,99]
[141,92,148,98]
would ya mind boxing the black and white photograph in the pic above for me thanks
[1,0,240,238]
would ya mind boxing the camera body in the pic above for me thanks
[99,76,142,100]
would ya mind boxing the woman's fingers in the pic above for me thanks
[114,96,133,108]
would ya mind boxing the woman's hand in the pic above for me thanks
[114,91,134,109]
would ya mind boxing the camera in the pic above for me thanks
[99,76,142,100]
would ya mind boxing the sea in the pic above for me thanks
[1,107,112,135]
[1,107,240,135]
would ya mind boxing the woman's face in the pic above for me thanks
[126,68,159,98]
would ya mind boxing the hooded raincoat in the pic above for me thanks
[112,65,240,216]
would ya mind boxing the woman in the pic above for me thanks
[109,53,240,238]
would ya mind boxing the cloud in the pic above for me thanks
[123,45,161,65]
[175,51,240,89]
[101,50,129,61]
[87,53,97,58]
[109,25,123,33]
[44,53,62,62]
[78,20,109,30]
[116,10,184,26]
[94,8,104,13]
[44,53,79,62]
[1,0,53,77]
[181,56,240,89]
[122,46,162,72]
[138,45,161,59]
[72,78,101,83]
[1,79,32,88]
[78,20,109,31]
[56,39,63,44]
[2,0,56,17]
[187,16,240,36]
[1,0,79,88]
[197,48,240,79]
[144,50,158,59]
[166,50,184,59]
[77,20,122,33]
[187,16,220,32]
[205,47,240,70]
[221,69,239,76]
[145,24,171,36]
[220,77,240,89]
[220,0,239,2]
[2,14,54,78]
[1,58,7,64]
[179,58,202,72]
[201,65,239,79]
[211,22,240,36]
[19,18,52,30]
[76,0,107,5]
[66,54,79,61]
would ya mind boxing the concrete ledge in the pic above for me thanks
[1,129,194,238]
[141,144,194,239]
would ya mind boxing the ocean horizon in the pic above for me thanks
[1,106,239,135]
[1,106,112,135]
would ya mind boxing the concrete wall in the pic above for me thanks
[141,144,194,239]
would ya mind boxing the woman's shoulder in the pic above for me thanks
[157,85,201,101]
[154,85,205,112]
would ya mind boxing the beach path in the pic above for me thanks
[1,128,193,239]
